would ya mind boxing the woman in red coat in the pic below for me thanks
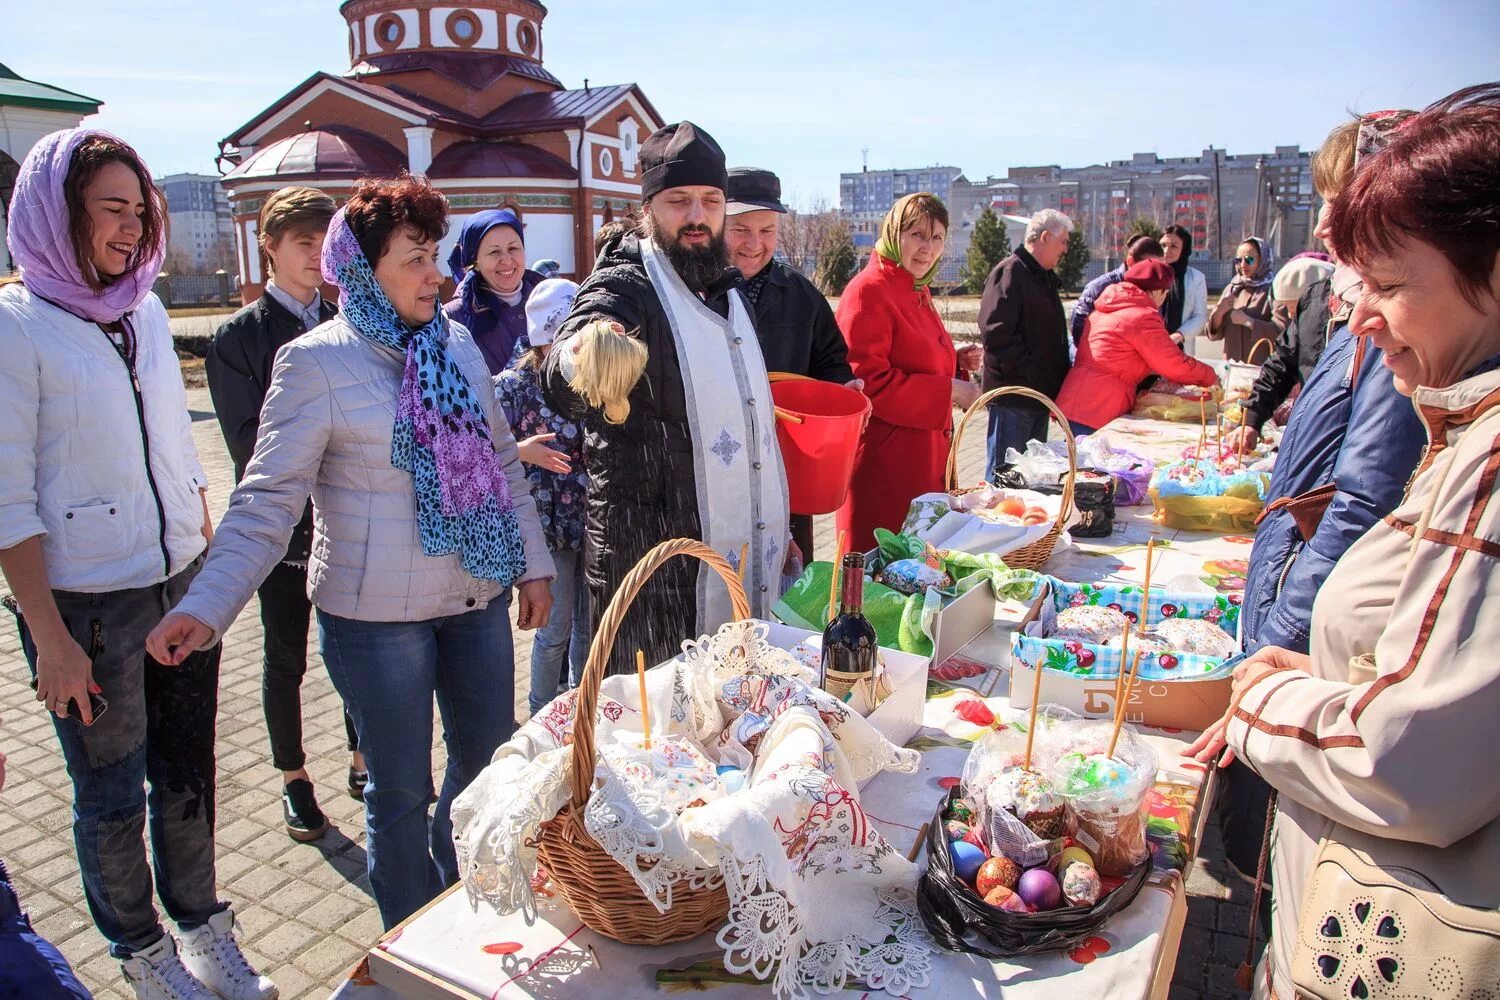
[836,193,980,551]
[1057,259,1218,434]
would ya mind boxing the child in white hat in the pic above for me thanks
[495,279,594,716]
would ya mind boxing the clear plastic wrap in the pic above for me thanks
[1048,722,1159,877]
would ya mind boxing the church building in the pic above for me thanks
[217,0,662,298]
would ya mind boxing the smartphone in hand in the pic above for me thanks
[29,678,108,726]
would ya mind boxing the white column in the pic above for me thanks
[403,126,436,175]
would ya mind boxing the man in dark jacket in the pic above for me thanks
[205,186,360,843]
[1233,276,1333,447]
[724,166,856,560]
[977,209,1074,478]
[1216,293,1427,885]
[543,123,790,676]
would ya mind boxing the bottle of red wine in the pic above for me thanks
[820,552,878,699]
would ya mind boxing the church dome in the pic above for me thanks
[224,126,405,181]
[427,139,575,180]
[341,0,550,70]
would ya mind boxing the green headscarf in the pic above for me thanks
[875,192,946,289]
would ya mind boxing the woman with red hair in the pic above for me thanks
[1191,83,1500,997]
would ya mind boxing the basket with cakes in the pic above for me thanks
[898,387,1078,568]
[916,695,1155,956]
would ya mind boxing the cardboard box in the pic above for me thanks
[862,547,1003,667]
[759,619,929,750]
[1006,582,1235,732]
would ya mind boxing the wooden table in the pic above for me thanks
[336,413,1251,999]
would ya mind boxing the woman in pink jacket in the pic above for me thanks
[1057,259,1218,434]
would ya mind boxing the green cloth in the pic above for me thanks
[773,529,1040,657]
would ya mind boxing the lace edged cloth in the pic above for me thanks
[450,620,932,998]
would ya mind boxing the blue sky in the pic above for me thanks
[9,0,1499,207]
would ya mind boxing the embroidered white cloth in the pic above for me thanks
[450,620,931,998]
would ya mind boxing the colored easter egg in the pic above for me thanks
[944,820,971,842]
[949,841,986,883]
[975,856,1022,896]
[1017,868,1062,911]
[1054,846,1094,873]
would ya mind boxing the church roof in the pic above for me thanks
[480,84,659,131]
[353,51,562,91]
[223,126,405,181]
[427,139,576,179]
[221,72,659,156]
[0,62,101,114]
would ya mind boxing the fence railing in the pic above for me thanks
[152,271,240,308]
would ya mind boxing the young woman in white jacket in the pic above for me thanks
[1159,225,1208,355]
[0,129,275,1000]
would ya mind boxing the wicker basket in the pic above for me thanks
[943,386,1077,571]
[917,790,1149,957]
[534,538,748,945]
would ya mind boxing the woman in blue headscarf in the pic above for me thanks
[443,208,544,373]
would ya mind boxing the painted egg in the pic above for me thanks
[1053,846,1094,874]
[975,856,1022,896]
[1061,862,1103,907]
[1016,868,1062,911]
[984,885,1031,913]
[947,798,976,824]
[949,841,987,883]
[944,820,971,842]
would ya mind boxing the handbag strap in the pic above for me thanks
[1237,789,1279,991]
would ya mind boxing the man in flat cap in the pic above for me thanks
[544,122,790,674]
[725,166,856,561]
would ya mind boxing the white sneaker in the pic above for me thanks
[120,932,218,1000]
[178,909,279,1000]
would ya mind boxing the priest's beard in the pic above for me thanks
[644,211,731,293]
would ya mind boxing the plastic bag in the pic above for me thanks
[1005,434,1152,506]
[1048,722,1159,877]
[958,710,1075,866]
[1150,460,1271,533]
[1002,439,1070,488]
[1135,379,1221,423]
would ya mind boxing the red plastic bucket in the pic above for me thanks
[770,373,872,515]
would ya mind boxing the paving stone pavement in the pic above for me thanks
[0,371,1253,999]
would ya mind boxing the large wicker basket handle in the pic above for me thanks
[566,538,752,809]
[1245,337,1276,366]
[944,385,1078,525]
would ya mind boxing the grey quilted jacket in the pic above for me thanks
[174,315,554,636]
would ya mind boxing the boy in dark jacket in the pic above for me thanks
[205,187,361,843]
[977,209,1074,478]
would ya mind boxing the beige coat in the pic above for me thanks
[175,315,554,636]
[1226,366,1500,997]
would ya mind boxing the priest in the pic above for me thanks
[543,121,790,674]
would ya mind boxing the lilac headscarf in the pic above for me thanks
[6,128,165,323]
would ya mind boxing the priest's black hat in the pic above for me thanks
[640,121,728,199]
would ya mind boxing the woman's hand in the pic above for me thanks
[844,378,866,393]
[32,629,99,724]
[1184,646,1310,766]
[1170,332,1185,346]
[1226,424,1260,453]
[952,377,980,412]
[517,433,572,474]
[516,579,553,631]
[1185,713,1236,768]
[1230,308,1250,326]
[956,344,983,373]
[145,612,215,666]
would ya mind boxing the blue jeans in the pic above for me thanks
[318,596,515,928]
[528,549,590,716]
[985,403,1051,481]
[14,560,224,958]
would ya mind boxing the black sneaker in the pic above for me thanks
[347,767,369,801]
[282,778,328,842]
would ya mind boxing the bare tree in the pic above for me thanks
[779,193,836,278]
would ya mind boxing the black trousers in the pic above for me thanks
[259,561,357,771]
[790,514,815,565]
